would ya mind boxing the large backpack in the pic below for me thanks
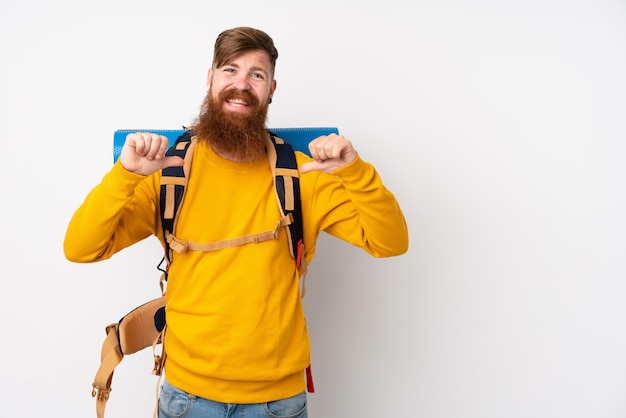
[92,129,316,418]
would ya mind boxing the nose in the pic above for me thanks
[232,74,251,90]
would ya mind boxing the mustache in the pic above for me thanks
[220,88,260,107]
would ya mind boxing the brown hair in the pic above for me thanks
[212,27,279,77]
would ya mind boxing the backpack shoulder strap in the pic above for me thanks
[159,130,196,264]
[267,134,305,271]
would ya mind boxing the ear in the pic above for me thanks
[269,79,277,101]
[206,68,213,88]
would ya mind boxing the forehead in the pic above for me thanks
[218,50,273,72]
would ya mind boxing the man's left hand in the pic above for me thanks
[299,134,357,174]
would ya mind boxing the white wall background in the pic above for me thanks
[1,0,625,417]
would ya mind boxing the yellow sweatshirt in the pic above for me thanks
[64,139,408,403]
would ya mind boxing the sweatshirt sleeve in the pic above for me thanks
[304,154,409,258]
[63,161,161,263]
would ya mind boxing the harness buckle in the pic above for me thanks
[152,355,164,376]
[92,384,111,401]
[169,237,189,254]
[273,220,283,239]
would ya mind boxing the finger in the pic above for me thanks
[125,133,146,155]
[162,155,185,168]
[145,135,169,161]
[138,133,154,157]
[308,135,332,162]
[309,134,349,162]
[136,133,169,160]
[155,136,170,159]
[299,160,320,174]
[326,139,344,160]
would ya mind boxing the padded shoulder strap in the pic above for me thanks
[160,131,195,263]
[267,134,304,269]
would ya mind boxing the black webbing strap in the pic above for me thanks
[159,130,194,264]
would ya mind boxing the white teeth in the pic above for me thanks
[228,99,248,105]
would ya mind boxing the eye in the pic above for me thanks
[252,72,265,80]
[223,67,236,74]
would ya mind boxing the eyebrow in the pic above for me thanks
[223,62,270,77]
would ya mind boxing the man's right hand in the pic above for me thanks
[119,132,184,175]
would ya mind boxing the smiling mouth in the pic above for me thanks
[227,98,249,107]
[221,89,259,110]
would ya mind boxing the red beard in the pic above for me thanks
[193,88,270,161]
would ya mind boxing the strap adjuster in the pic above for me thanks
[92,384,111,401]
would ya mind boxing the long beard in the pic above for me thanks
[193,88,269,161]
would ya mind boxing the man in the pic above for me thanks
[64,27,408,418]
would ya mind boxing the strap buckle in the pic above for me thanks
[273,221,281,240]
[273,214,293,239]
[91,384,111,401]
[166,232,190,254]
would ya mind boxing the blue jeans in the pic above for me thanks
[158,379,308,418]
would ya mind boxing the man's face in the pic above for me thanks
[207,49,276,114]
[193,49,276,161]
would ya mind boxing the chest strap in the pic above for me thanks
[165,214,294,254]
